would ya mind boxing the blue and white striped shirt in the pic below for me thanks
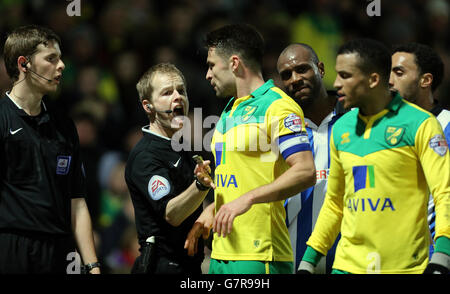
[428,107,450,257]
[285,105,344,273]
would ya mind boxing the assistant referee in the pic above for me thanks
[0,25,99,274]
[126,63,214,274]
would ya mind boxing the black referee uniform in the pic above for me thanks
[125,127,204,274]
[0,94,86,273]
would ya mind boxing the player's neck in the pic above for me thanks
[304,88,334,126]
[415,92,434,111]
[360,88,392,116]
[235,71,264,98]
[149,121,175,139]
[10,82,43,116]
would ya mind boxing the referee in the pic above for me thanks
[0,25,99,273]
[126,63,214,274]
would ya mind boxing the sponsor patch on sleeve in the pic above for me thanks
[148,175,171,200]
[284,113,302,132]
[429,134,448,156]
[56,155,72,175]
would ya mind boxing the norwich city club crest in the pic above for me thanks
[385,126,405,146]
[241,106,258,122]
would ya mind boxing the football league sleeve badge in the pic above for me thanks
[148,175,171,200]
[429,134,448,156]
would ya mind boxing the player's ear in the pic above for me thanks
[317,62,325,78]
[142,99,153,113]
[420,73,433,90]
[230,55,240,73]
[368,73,380,89]
[18,56,29,73]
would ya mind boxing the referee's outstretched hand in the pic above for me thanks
[194,160,216,189]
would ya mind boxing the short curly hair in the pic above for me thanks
[337,38,391,84]
[392,43,444,92]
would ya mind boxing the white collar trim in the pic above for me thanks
[142,125,171,141]
[6,91,47,111]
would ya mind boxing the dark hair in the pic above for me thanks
[204,23,265,72]
[136,62,186,102]
[337,38,391,84]
[3,25,61,82]
[392,43,444,92]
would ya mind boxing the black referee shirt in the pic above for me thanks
[125,127,204,265]
[0,94,86,235]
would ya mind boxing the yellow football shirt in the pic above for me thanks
[307,94,450,273]
[211,80,310,261]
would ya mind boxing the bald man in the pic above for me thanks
[277,43,345,273]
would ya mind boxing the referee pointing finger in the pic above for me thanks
[126,63,213,274]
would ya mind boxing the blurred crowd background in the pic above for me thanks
[0,0,449,273]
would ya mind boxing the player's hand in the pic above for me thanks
[213,194,253,238]
[184,221,212,256]
[89,267,101,274]
[193,158,216,189]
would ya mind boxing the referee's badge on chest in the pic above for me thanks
[56,155,72,175]
[148,175,171,200]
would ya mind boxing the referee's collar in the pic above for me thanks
[141,125,171,141]
[5,91,48,115]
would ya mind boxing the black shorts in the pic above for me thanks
[131,254,202,274]
[0,231,76,274]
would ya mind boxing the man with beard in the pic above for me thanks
[186,24,316,274]
[277,43,345,273]
[390,42,449,260]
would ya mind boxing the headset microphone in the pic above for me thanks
[21,61,53,82]
[146,105,172,114]
[155,109,173,114]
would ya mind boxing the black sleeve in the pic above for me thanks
[67,118,87,199]
[127,150,176,220]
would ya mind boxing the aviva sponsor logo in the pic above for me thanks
[347,197,395,212]
[353,165,375,192]
[216,174,238,188]
[215,142,226,166]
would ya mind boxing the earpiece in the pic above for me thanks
[19,59,53,82]
[146,103,173,114]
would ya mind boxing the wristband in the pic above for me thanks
[195,177,210,191]
[303,246,324,266]
[424,252,449,274]
[435,236,450,256]
[297,261,315,274]
[83,262,101,272]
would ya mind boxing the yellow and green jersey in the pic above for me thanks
[307,93,450,273]
[211,80,311,262]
